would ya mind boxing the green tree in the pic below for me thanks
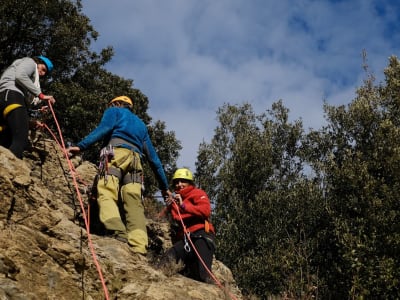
[0,0,99,75]
[197,101,323,298]
[0,0,181,194]
[197,55,400,299]
[304,56,400,298]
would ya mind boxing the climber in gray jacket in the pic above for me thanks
[0,56,56,158]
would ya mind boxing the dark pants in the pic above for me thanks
[165,229,215,282]
[0,90,29,159]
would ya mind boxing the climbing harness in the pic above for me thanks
[205,219,210,233]
[0,101,48,133]
[0,103,23,132]
[109,137,140,153]
[98,139,143,185]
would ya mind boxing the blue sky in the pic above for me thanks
[81,0,400,171]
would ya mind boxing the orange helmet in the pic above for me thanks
[109,96,133,106]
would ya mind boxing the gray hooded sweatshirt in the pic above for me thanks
[0,57,41,98]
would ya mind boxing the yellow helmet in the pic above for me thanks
[109,96,133,106]
[172,168,194,181]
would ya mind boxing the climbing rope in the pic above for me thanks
[41,103,110,300]
[37,103,238,299]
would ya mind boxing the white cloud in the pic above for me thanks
[82,0,400,171]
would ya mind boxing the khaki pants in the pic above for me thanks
[97,147,147,254]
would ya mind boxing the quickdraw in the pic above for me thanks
[98,145,114,183]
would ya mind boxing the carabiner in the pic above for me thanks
[184,232,191,252]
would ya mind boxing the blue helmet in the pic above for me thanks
[37,55,54,73]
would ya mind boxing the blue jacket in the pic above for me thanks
[77,106,169,190]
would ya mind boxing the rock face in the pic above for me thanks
[0,138,242,300]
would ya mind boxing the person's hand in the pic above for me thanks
[162,190,173,205]
[174,193,183,206]
[44,95,55,105]
[66,146,80,157]
[39,93,56,105]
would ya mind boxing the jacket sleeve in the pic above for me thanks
[15,58,41,96]
[183,191,211,219]
[77,109,116,150]
[171,189,211,220]
[142,134,169,190]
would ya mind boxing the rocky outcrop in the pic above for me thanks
[0,137,242,300]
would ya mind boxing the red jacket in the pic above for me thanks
[169,185,215,236]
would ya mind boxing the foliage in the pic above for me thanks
[0,0,98,75]
[146,120,181,195]
[198,57,400,299]
[304,56,400,298]
[0,0,181,194]
[196,101,323,298]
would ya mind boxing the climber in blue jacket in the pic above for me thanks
[67,96,172,255]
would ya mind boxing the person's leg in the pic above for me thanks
[98,147,137,239]
[97,175,127,237]
[0,91,11,149]
[0,126,12,149]
[6,107,29,158]
[117,150,148,253]
[121,181,147,254]
[157,240,187,275]
[194,235,215,282]
[171,240,187,262]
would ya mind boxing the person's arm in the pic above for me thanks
[141,135,174,203]
[15,58,55,104]
[142,133,169,191]
[71,108,116,152]
[177,190,211,219]
[79,110,116,150]
[37,93,55,105]
[14,58,42,96]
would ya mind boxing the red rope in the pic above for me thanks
[172,201,239,300]
[43,104,110,300]
[39,104,237,299]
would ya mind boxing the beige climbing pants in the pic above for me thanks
[97,147,147,254]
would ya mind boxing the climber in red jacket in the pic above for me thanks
[161,168,216,283]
